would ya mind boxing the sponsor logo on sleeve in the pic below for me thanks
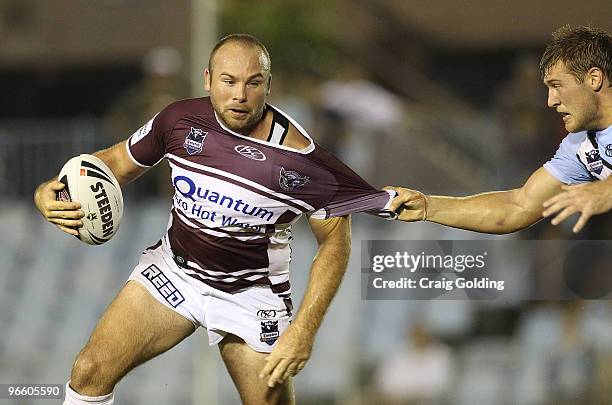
[234,145,266,161]
[130,113,159,146]
[184,127,208,155]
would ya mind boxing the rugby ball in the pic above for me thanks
[57,154,123,245]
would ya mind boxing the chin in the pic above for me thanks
[223,116,254,132]
[564,119,583,133]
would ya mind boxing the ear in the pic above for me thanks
[266,74,272,96]
[587,67,604,91]
[204,68,212,92]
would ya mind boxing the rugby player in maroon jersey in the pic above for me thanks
[34,34,394,405]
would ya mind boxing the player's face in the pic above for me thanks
[205,44,270,134]
[544,61,598,133]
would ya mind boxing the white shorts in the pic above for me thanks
[127,242,292,353]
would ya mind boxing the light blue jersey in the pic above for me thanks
[543,125,612,184]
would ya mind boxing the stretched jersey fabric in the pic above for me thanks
[127,97,394,294]
[543,126,612,184]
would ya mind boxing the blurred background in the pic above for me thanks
[1,0,612,404]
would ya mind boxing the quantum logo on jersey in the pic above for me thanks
[184,127,207,155]
[260,320,280,345]
[606,144,612,157]
[585,149,603,175]
[235,145,266,161]
[141,264,185,308]
[173,175,275,221]
[279,167,309,191]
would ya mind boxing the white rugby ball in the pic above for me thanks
[57,154,123,245]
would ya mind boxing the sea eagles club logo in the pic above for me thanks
[183,127,207,155]
[235,145,266,161]
[279,167,309,191]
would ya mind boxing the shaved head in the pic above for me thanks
[208,34,271,76]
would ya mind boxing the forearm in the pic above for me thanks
[426,189,541,234]
[93,141,145,186]
[291,237,351,338]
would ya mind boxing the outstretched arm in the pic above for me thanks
[386,167,564,234]
[34,141,147,236]
[259,215,351,387]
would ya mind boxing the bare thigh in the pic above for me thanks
[70,280,196,396]
[219,333,295,405]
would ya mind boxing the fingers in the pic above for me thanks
[550,206,576,226]
[542,193,563,209]
[55,224,80,236]
[573,212,591,233]
[383,186,425,212]
[47,208,84,220]
[259,355,279,381]
[49,217,83,228]
[48,200,82,211]
[267,358,291,388]
[542,199,568,218]
[260,354,307,388]
[281,364,296,382]
[48,180,68,191]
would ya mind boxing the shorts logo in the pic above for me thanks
[606,144,612,157]
[279,167,309,192]
[235,145,266,161]
[184,127,207,155]
[257,309,277,318]
[141,264,185,308]
[260,320,280,346]
[585,149,603,175]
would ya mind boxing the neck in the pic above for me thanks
[596,86,612,130]
[237,108,272,140]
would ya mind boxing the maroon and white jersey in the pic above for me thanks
[127,97,394,293]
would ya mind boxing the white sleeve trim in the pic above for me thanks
[125,139,152,168]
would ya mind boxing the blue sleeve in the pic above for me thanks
[543,133,592,184]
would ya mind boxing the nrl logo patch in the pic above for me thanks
[279,167,309,192]
[260,320,280,346]
[585,149,603,175]
[606,144,612,157]
[183,127,207,155]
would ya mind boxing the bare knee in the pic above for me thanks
[70,348,116,396]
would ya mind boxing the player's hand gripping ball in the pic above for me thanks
[57,154,123,245]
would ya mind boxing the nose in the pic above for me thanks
[233,83,247,103]
[547,89,560,108]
